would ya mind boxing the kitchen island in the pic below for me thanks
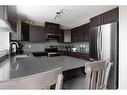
[0,56,90,82]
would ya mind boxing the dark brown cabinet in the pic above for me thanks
[90,15,102,28]
[102,7,119,25]
[71,23,90,42]
[29,25,46,42]
[21,21,62,42]
[21,22,29,41]
[7,6,17,32]
[71,29,76,42]
[45,22,60,34]
[45,22,64,42]
[21,22,47,42]
[66,51,89,60]
[90,7,119,27]
[58,29,64,42]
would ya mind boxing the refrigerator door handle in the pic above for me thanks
[97,27,100,59]
[97,27,101,59]
[99,27,102,59]
[98,26,102,60]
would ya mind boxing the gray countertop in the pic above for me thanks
[0,56,90,82]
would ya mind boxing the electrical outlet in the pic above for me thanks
[28,45,31,48]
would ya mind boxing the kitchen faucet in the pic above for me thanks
[10,41,19,48]
[10,41,19,54]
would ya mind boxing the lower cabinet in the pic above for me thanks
[65,51,89,60]
[63,67,85,81]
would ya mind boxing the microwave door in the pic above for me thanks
[47,34,60,42]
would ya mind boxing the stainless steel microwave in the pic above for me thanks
[47,33,61,42]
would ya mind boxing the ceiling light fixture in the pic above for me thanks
[54,9,64,20]
[24,20,32,25]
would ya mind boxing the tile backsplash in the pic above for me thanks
[19,40,89,54]
[70,42,89,53]
[20,41,68,53]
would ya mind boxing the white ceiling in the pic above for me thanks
[17,5,117,29]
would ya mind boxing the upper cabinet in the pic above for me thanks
[58,29,64,43]
[90,15,101,27]
[71,23,90,42]
[21,22,29,41]
[102,7,119,24]
[45,22,60,34]
[90,7,119,27]
[45,22,64,42]
[29,25,46,42]
[21,22,46,42]
[7,6,17,32]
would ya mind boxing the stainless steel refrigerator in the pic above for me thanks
[89,22,118,89]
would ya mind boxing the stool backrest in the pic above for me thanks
[85,59,112,89]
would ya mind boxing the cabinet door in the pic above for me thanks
[83,23,90,42]
[103,7,119,24]
[71,23,90,42]
[71,29,74,42]
[58,29,64,42]
[90,15,101,27]
[21,22,29,41]
[29,25,39,42]
[45,22,59,34]
[29,25,46,42]
[7,6,17,32]
[76,27,81,42]
[77,24,90,42]
[71,28,80,42]
[71,29,76,42]
[90,7,119,27]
